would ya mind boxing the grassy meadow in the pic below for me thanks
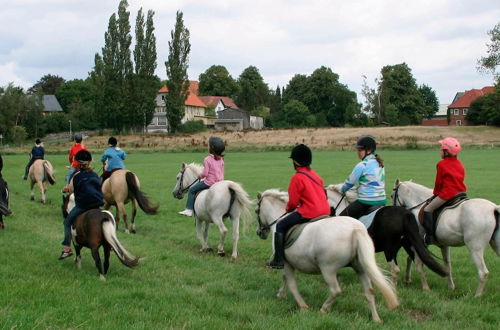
[0,149,498,329]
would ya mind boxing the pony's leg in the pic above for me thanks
[405,256,413,284]
[388,260,400,286]
[196,218,211,252]
[467,246,488,297]
[284,264,309,310]
[441,246,455,290]
[37,180,45,203]
[277,273,287,299]
[30,181,35,201]
[414,253,430,291]
[103,244,111,275]
[213,218,228,257]
[230,217,240,259]
[75,245,82,269]
[130,199,138,234]
[117,202,129,234]
[358,270,381,323]
[91,247,105,281]
[319,269,342,314]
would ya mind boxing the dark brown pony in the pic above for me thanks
[62,194,139,280]
[0,154,11,229]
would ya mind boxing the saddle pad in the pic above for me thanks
[358,208,380,229]
[284,215,330,249]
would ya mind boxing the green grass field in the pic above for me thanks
[0,150,498,329]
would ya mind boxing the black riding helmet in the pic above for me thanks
[75,150,92,163]
[355,135,377,151]
[209,136,225,156]
[290,144,312,167]
[74,133,83,143]
[108,136,117,146]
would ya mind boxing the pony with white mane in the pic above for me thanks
[326,183,447,289]
[172,163,252,259]
[393,179,500,297]
[255,189,398,322]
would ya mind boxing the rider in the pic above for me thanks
[423,137,466,245]
[63,133,87,192]
[23,138,45,180]
[178,136,225,217]
[339,135,386,219]
[267,144,330,269]
[59,150,104,260]
[100,136,126,183]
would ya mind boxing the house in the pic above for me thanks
[421,104,449,126]
[198,96,239,113]
[216,107,250,130]
[147,82,207,132]
[41,95,63,116]
[447,87,494,126]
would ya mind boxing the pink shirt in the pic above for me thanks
[200,154,224,186]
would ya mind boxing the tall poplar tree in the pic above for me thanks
[116,0,133,131]
[165,11,191,133]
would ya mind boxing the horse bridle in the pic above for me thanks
[255,196,285,232]
[175,168,200,199]
[392,183,429,210]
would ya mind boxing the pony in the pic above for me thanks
[102,169,158,234]
[255,189,398,322]
[392,179,500,297]
[0,154,12,229]
[28,159,56,204]
[172,163,252,259]
[326,184,447,288]
[62,194,139,280]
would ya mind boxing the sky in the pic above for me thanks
[0,0,498,105]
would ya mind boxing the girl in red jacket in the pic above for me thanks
[423,137,466,244]
[266,144,330,269]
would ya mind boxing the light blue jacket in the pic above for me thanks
[101,147,126,171]
[340,154,386,205]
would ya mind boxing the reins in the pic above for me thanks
[255,195,286,231]
[176,168,200,198]
[392,184,431,210]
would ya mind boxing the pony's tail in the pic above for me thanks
[101,211,139,268]
[490,207,500,256]
[226,181,252,231]
[354,228,399,310]
[125,172,158,215]
[43,161,56,185]
[403,212,448,277]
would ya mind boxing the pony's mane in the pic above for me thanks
[401,180,431,192]
[261,189,288,203]
[186,162,204,174]
[326,184,357,203]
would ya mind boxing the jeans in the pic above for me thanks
[65,167,77,184]
[186,181,210,210]
[276,211,309,235]
[62,205,88,247]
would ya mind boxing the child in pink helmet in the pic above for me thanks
[423,137,466,244]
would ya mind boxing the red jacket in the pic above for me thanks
[286,167,331,219]
[68,143,87,168]
[433,157,466,200]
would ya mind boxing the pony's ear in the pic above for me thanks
[181,163,186,170]
[257,192,262,200]
[395,178,400,186]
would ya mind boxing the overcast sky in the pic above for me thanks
[0,0,498,104]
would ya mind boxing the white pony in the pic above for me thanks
[392,179,500,297]
[256,189,398,323]
[172,163,252,259]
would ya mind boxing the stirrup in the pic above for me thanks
[58,250,73,260]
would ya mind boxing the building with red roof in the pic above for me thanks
[447,86,494,126]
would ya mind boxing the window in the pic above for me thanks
[456,120,462,126]
[158,117,167,125]
[463,109,468,115]
[454,109,459,115]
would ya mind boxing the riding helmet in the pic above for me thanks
[75,150,92,163]
[439,137,461,156]
[209,136,225,155]
[289,144,312,166]
[35,138,41,144]
[108,136,118,146]
[74,133,83,143]
[355,135,377,151]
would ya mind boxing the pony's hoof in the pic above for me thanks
[30,196,35,201]
[201,248,213,253]
[125,229,130,234]
[40,200,45,204]
[277,291,286,299]
[217,251,226,257]
[299,305,310,311]
[99,274,106,281]
[423,286,431,292]
[130,229,136,234]
[320,307,330,314]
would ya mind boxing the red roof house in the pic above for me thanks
[447,87,494,126]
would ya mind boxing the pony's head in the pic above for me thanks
[61,193,75,218]
[255,189,288,239]
[172,163,203,199]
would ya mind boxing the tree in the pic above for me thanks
[466,86,500,125]
[418,84,439,119]
[477,22,500,82]
[198,65,238,96]
[282,100,315,127]
[165,10,191,133]
[55,79,94,112]
[28,74,65,95]
[235,66,269,113]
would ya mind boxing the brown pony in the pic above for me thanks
[28,159,56,204]
[62,194,139,280]
[0,154,11,229]
[102,169,158,234]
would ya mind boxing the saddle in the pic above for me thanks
[284,215,330,249]
[357,206,384,229]
[418,193,469,231]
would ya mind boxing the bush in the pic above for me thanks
[10,126,27,144]
[178,120,206,133]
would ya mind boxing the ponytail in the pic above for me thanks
[375,153,384,168]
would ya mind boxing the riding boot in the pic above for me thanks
[266,232,285,269]
[423,211,435,245]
